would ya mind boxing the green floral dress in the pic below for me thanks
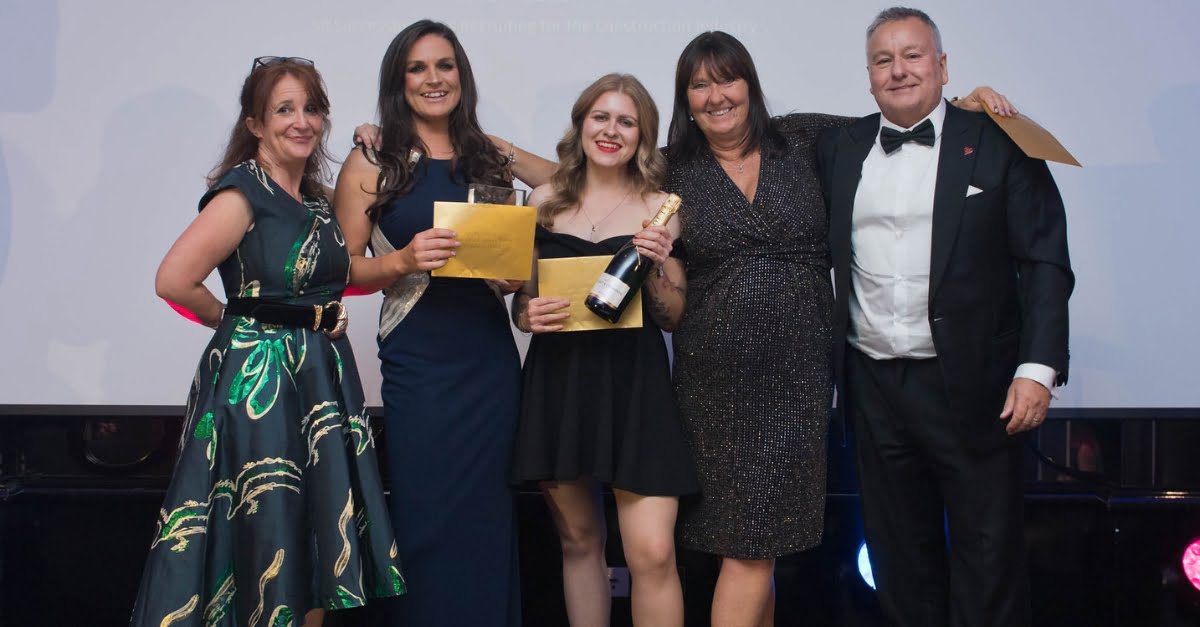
[130,161,405,627]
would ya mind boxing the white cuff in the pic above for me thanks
[1014,362,1057,395]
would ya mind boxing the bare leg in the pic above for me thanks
[301,608,324,627]
[614,490,683,627]
[710,557,775,627]
[543,478,609,627]
[761,581,775,627]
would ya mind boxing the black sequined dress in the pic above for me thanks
[666,113,852,559]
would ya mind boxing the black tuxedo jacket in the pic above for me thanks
[817,104,1074,425]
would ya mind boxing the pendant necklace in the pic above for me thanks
[579,189,631,241]
[717,153,747,174]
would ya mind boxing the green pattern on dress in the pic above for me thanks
[227,320,306,420]
[202,571,235,626]
[130,161,404,627]
[211,458,303,517]
[152,500,210,553]
[347,414,373,456]
[193,411,217,470]
[269,607,295,627]
[301,401,344,466]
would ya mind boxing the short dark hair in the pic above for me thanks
[867,7,943,53]
[666,31,784,163]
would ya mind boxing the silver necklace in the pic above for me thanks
[579,189,631,240]
[716,153,747,174]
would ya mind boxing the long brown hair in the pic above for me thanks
[665,31,784,164]
[209,59,332,197]
[539,73,666,228]
[367,20,508,220]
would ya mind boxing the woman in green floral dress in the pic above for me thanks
[130,58,404,627]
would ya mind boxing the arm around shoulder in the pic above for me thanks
[489,135,557,189]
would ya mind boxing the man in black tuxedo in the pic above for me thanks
[817,7,1073,626]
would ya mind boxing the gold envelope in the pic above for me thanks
[432,201,536,280]
[537,256,643,332]
[985,109,1081,167]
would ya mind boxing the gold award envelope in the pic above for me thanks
[984,109,1081,167]
[432,201,536,280]
[537,256,643,332]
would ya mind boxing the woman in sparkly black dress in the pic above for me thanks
[663,31,1006,625]
[663,32,848,626]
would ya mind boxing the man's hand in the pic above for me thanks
[955,86,1018,117]
[1000,377,1051,434]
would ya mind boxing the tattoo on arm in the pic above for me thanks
[645,274,686,328]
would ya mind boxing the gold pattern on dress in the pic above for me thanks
[390,541,398,560]
[181,368,203,453]
[242,279,262,299]
[332,344,345,384]
[301,401,342,466]
[347,413,373,455]
[228,321,305,420]
[150,500,209,553]
[335,489,354,577]
[206,422,219,471]
[267,606,293,627]
[246,160,274,194]
[159,594,198,627]
[336,585,364,607]
[249,549,285,627]
[202,573,236,625]
[216,457,303,517]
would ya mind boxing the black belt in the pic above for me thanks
[226,297,347,338]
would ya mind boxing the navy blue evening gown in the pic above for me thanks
[373,157,522,626]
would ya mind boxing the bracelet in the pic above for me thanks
[505,140,516,167]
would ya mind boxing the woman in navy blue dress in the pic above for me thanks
[334,20,542,627]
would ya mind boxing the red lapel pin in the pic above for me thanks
[963,146,974,156]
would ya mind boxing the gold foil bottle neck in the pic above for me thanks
[648,193,683,227]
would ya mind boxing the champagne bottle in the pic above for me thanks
[585,193,683,323]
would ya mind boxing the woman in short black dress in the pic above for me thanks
[511,73,698,627]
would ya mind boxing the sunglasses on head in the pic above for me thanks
[251,56,315,71]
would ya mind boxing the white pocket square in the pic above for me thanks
[966,185,984,197]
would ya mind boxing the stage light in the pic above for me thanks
[1183,538,1200,592]
[857,542,876,590]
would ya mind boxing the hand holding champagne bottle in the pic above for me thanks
[585,193,683,323]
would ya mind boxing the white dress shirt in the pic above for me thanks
[848,101,1056,391]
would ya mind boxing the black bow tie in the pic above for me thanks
[879,119,935,154]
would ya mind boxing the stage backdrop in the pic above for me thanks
[0,0,1196,409]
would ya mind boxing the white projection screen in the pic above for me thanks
[0,0,1196,410]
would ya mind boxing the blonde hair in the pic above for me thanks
[539,73,666,227]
